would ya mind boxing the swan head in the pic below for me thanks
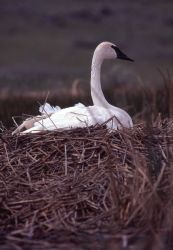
[95,42,134,62]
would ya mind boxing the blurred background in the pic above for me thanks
[0,0,173,127]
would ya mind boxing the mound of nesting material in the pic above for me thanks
[0,120,173,250]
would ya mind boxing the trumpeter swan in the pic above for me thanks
[13,41,133,134]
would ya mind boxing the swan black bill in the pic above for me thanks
[111,45,134,62]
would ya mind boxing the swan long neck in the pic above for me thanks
[91,51,109,107]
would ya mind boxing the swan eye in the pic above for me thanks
[111,45,134,62]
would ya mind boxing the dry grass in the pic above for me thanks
[1,118,173,249]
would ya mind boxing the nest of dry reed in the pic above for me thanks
[0,119,173,250]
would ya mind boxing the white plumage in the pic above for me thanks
[13,41,133,134]
[39,103,61,115]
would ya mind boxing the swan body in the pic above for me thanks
[20,103,131,134]
[13,42,133,134]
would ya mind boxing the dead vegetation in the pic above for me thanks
[0,71,173,249]
[1,117,173,249]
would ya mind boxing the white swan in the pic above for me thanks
[13,42,133,134]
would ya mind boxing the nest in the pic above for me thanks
[0,120,173,250]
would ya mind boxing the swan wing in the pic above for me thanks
[22,105,92,133]
[21,106,127,134]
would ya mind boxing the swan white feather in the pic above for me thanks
[13,41,133,134]
[39,103,61,115]
[21,105,130,133]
